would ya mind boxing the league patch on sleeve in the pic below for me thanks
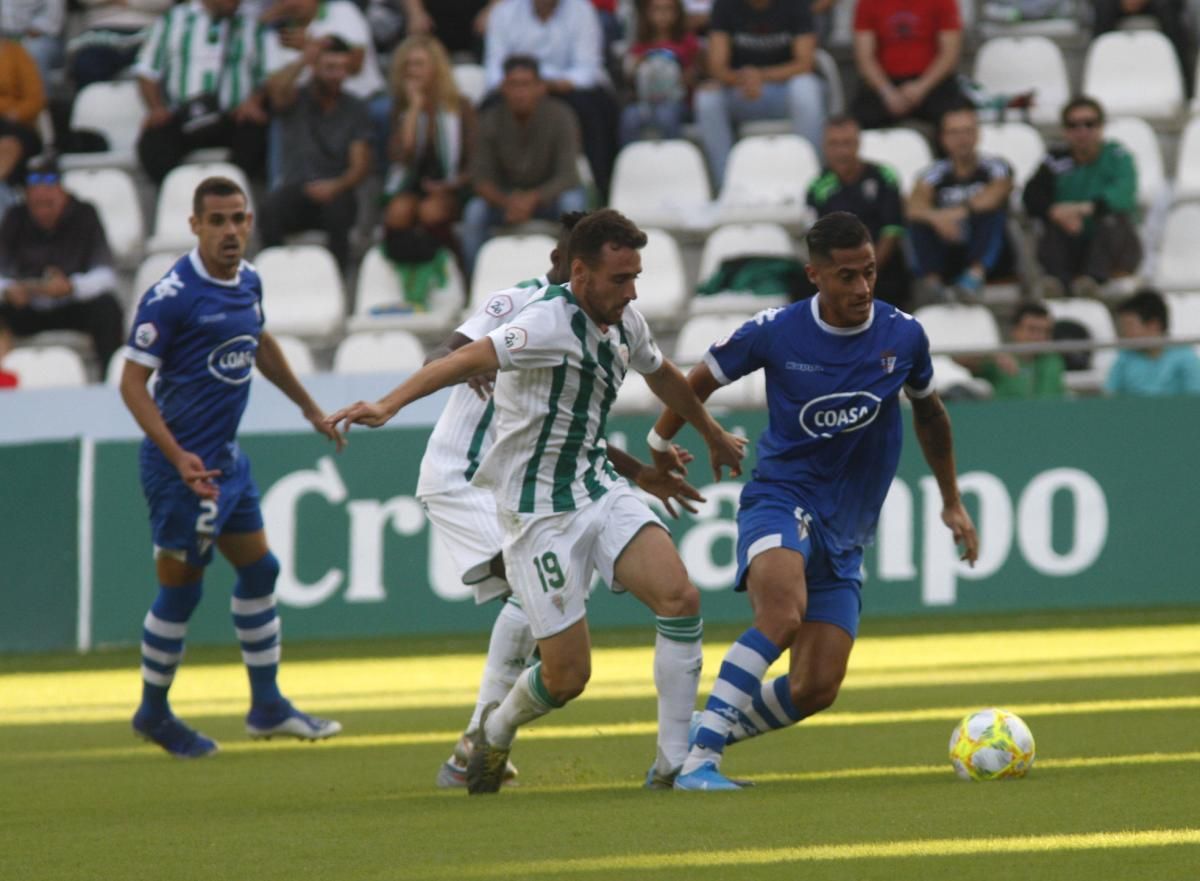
[134,322,158,349]
[503,326,528,352]
[486,294,514,318]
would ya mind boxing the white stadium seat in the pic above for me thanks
[1083,31,1185,122]
[350,246,464,335]
[130,252,179,307]
[1166,292,1200,351]
[692,222,795,316]
[717,134,819,225]
[674,313,756,365]
[6,346,88,388]
[858,128,932,196]
[61,80,144,170]
[1172,116,1200,202]
[452,63,488,105]
[1154,204,1200,291]
[333,330,425,374]
[262,335,316,376]
[610,139,715,231]
[634,229,689,325]
[469,234,555,311]
[913,304,1001,354]
[147,163,254,254]
[972,37,1070,127]
[62,168,144,266]
[978,121,1045,191]
[612,370,658,413]
[1046,299,1118,393]
[1104,117,1167,211]
[255,245,345,341]
[930,355,993,399]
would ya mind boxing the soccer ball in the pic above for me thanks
[948,707,1036,781]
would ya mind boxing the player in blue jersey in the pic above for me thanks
[119,176,346,758]
[649,211,980,789]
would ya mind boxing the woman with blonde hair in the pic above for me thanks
[381,34,475,274]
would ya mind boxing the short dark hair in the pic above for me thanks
[1062,95,1105,126]
[1117,288,1169,330]
[566,208,647,268]
[557,210,588,249]
[321,35,351,54]
[806,211,871,263]
[503,54,540,78]
[1012,302,1051,326]
[193,176,247,217]
[938,101,978,131]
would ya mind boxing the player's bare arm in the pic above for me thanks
[256,331,345,452]
[648,361,725,474]
[425,330,495,399]
[607,444,704,518]
[643,359,746,481]
[119,359,220,499]
[326,336,502,432]
[909,391,979,565]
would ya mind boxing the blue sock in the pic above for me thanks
[688,627,782,766]
[139,581,203,718]
[726,674,805,745]
[231,553,283,708]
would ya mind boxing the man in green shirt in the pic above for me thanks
[961,303,1065,399]
[1023,96,1143,298]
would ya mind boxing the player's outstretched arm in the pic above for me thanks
[647,361,724,472]
[608,443,704,518]
[425,330,495,400]
[325,337,502,433]
[256,331,345,451]
[644,359,745,482]
[910,391,979,565]
[119,359,220,499]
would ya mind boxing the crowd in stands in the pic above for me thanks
[1,0,1200,399]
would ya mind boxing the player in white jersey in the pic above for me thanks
[421,212,704,788]
[328,209,746,794]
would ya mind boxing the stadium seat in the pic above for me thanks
[610,139,715,231]
[976,0,1084,41]
[1171,116,1200,202]
[913,304,1001,354]
[452,63,488,105]
[1046,298,1118,393]
[612,369,658,413]
[254,245,346,341]
[349,246,465,335]
[62,168,144,267]
[716,134,819,225]
[468,233,555,311]
[972,37,1070,127]
[1166,292,1200,350]
[147,163,254,254]
[692,222,795,316]
[858,128,932,196]
[1104,117,1167,211]
[929,355,993,399]
[1153,204,1200,291]
[332,330,426,374]
[5,345,89,388]
[259,334,317,377]
[634,229,689,325]
[130,252,179,306]
[978,121,1046,191]
[1082,31,1184,122]
[61,80,144,170]
[815,48,845,116]
[674,313,756,364]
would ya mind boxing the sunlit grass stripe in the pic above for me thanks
[439,829,1200,878]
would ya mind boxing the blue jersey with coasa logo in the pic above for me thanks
[705,296,934,552]
[124,248,265,475]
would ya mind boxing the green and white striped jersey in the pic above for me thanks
[475,283,663,515]
[134,0,266,109]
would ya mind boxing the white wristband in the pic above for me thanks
[646,427,672,453]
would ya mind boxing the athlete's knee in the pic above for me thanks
[653,579,700,618]
[235,551,280,597]
[753,594,805,644]
[540,656,590,704]
[790,673,844,717]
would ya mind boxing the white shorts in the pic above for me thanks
[419,484,508,604]
[500,482,666,640]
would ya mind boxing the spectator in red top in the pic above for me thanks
[851,0,964,131]
[620,0,700,145]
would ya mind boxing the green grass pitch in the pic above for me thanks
[1,607,1198,881]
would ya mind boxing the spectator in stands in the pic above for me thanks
[1,1,64,86]
[483,0,618,198]
[400,0,494,56]
[683,0,712,30]
[134,0,269,184]
[805,114,910,309]
[0,37,45,215]
[851,0,964,131]
[958,302,1065,399]
[0,155,125,373]
[1094,0,1194,97]
[381,35,475,268]
[258,37,371,270]
[907,104,1014,304]
[694,0,826,188]
[460,55,587,275]
[69,0,174,89]
[1107,288,1200,395]
[620,0,700,146]
[1023,96,1142,299]
[263,0,391,170]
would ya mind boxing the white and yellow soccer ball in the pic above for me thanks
[948,707,1036,781]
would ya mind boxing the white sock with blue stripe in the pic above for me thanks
[231,553,283,708]
[653,615,703,773]
[681,626,780,775]
[725,674,805,745]
[138,581,203,719]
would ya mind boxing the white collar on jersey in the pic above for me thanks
[810,295,874,336]
[188,247,243,288]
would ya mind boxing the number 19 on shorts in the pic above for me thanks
[532,552,565,591]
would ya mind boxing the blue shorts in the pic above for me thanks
[734,482,864,639]
[141,449,264,567]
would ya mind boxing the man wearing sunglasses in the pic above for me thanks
[0,155,125,376]
[1023,95,1143,299]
